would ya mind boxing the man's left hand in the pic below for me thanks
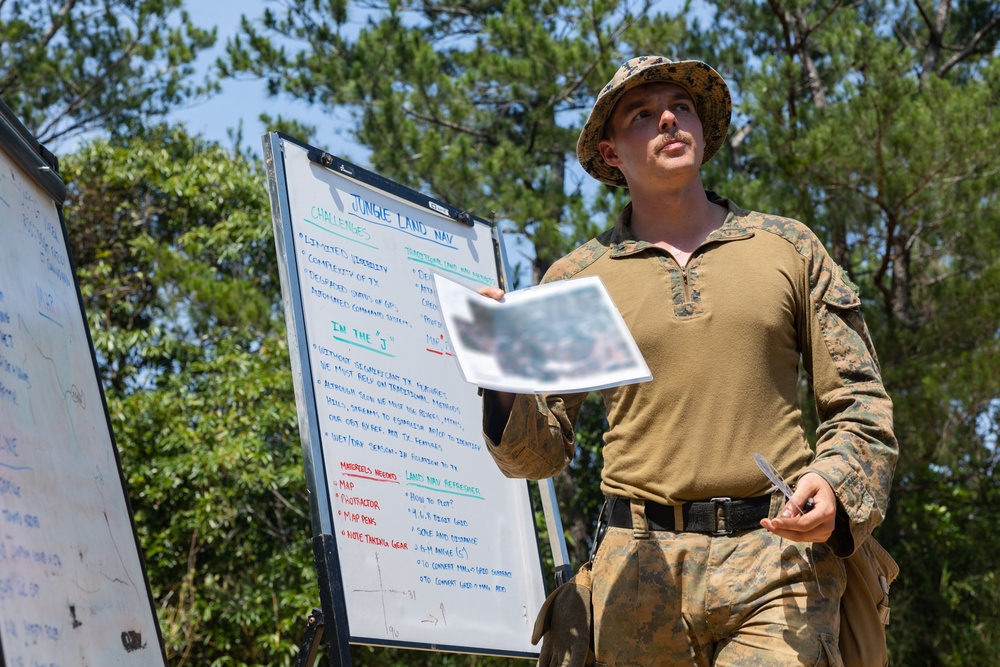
[760,472,837,542]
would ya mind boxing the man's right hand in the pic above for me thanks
[475,286,516,414]
[476,285,506,301]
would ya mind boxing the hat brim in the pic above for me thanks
[577,58,732,187]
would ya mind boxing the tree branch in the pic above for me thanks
[552,0,652,110]
[937,11,1000,77]
[399,104,491,141]
[916,0,952,80]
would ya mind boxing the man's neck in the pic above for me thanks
[626,178,728,265]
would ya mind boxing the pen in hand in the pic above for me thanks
[754,453,815,516]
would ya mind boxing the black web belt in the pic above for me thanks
[607,494,772,535]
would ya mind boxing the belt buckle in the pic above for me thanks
[710,497,732,535]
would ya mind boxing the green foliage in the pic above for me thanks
[225,2,1000,663]
[223,4,702,607]
[64,125,282,391]
[696,2,1000,662]
[61,128,315,666]
[223,0,691,280]
[882,464,1000,666]
[0,0,217,145]
[110,334,315,667]
[7,0,996,664]
[559,392,608,568]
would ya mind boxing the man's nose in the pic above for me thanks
[659,108,677,133]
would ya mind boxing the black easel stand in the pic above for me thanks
[296,607,326,667]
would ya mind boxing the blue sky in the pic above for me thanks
[171,0,705,164]
[169,0,706,286]
[171,0,370,164]
[173,0,537,283]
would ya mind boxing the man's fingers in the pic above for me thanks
[761,503,835,542]
[759,519,831,543]
[477,286,505,300]
[780,493,813,518]
[761,472,837,542]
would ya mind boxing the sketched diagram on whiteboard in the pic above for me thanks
[347,551,426,641]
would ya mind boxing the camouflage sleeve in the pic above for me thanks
[478,240,609,481]
[482,389,589,480]
[801,244,898,558]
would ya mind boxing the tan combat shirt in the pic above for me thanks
[484,194,897,556]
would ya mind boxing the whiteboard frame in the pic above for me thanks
[0,98,168,667]
[263,133,552,663]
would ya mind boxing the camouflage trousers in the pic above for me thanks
[591,497,846,667]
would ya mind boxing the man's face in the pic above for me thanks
[597,82,704,188]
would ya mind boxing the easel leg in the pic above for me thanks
[296,607,326,667]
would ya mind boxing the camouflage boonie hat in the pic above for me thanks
[577,55,732,187]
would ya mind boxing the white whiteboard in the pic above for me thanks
[265,135,546,657]
[0,108,166,664]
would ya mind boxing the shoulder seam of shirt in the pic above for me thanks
[737,209,820,259]
[736,209,855,302]
[542,230,613,283]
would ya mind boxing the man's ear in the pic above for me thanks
[598,138,620,166]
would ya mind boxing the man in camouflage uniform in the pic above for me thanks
[479,56,897,666]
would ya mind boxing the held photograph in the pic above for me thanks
[433,273,652,394]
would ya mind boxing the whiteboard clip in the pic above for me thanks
[307,148,337,169]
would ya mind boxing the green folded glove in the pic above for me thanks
[531,562,595,667]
